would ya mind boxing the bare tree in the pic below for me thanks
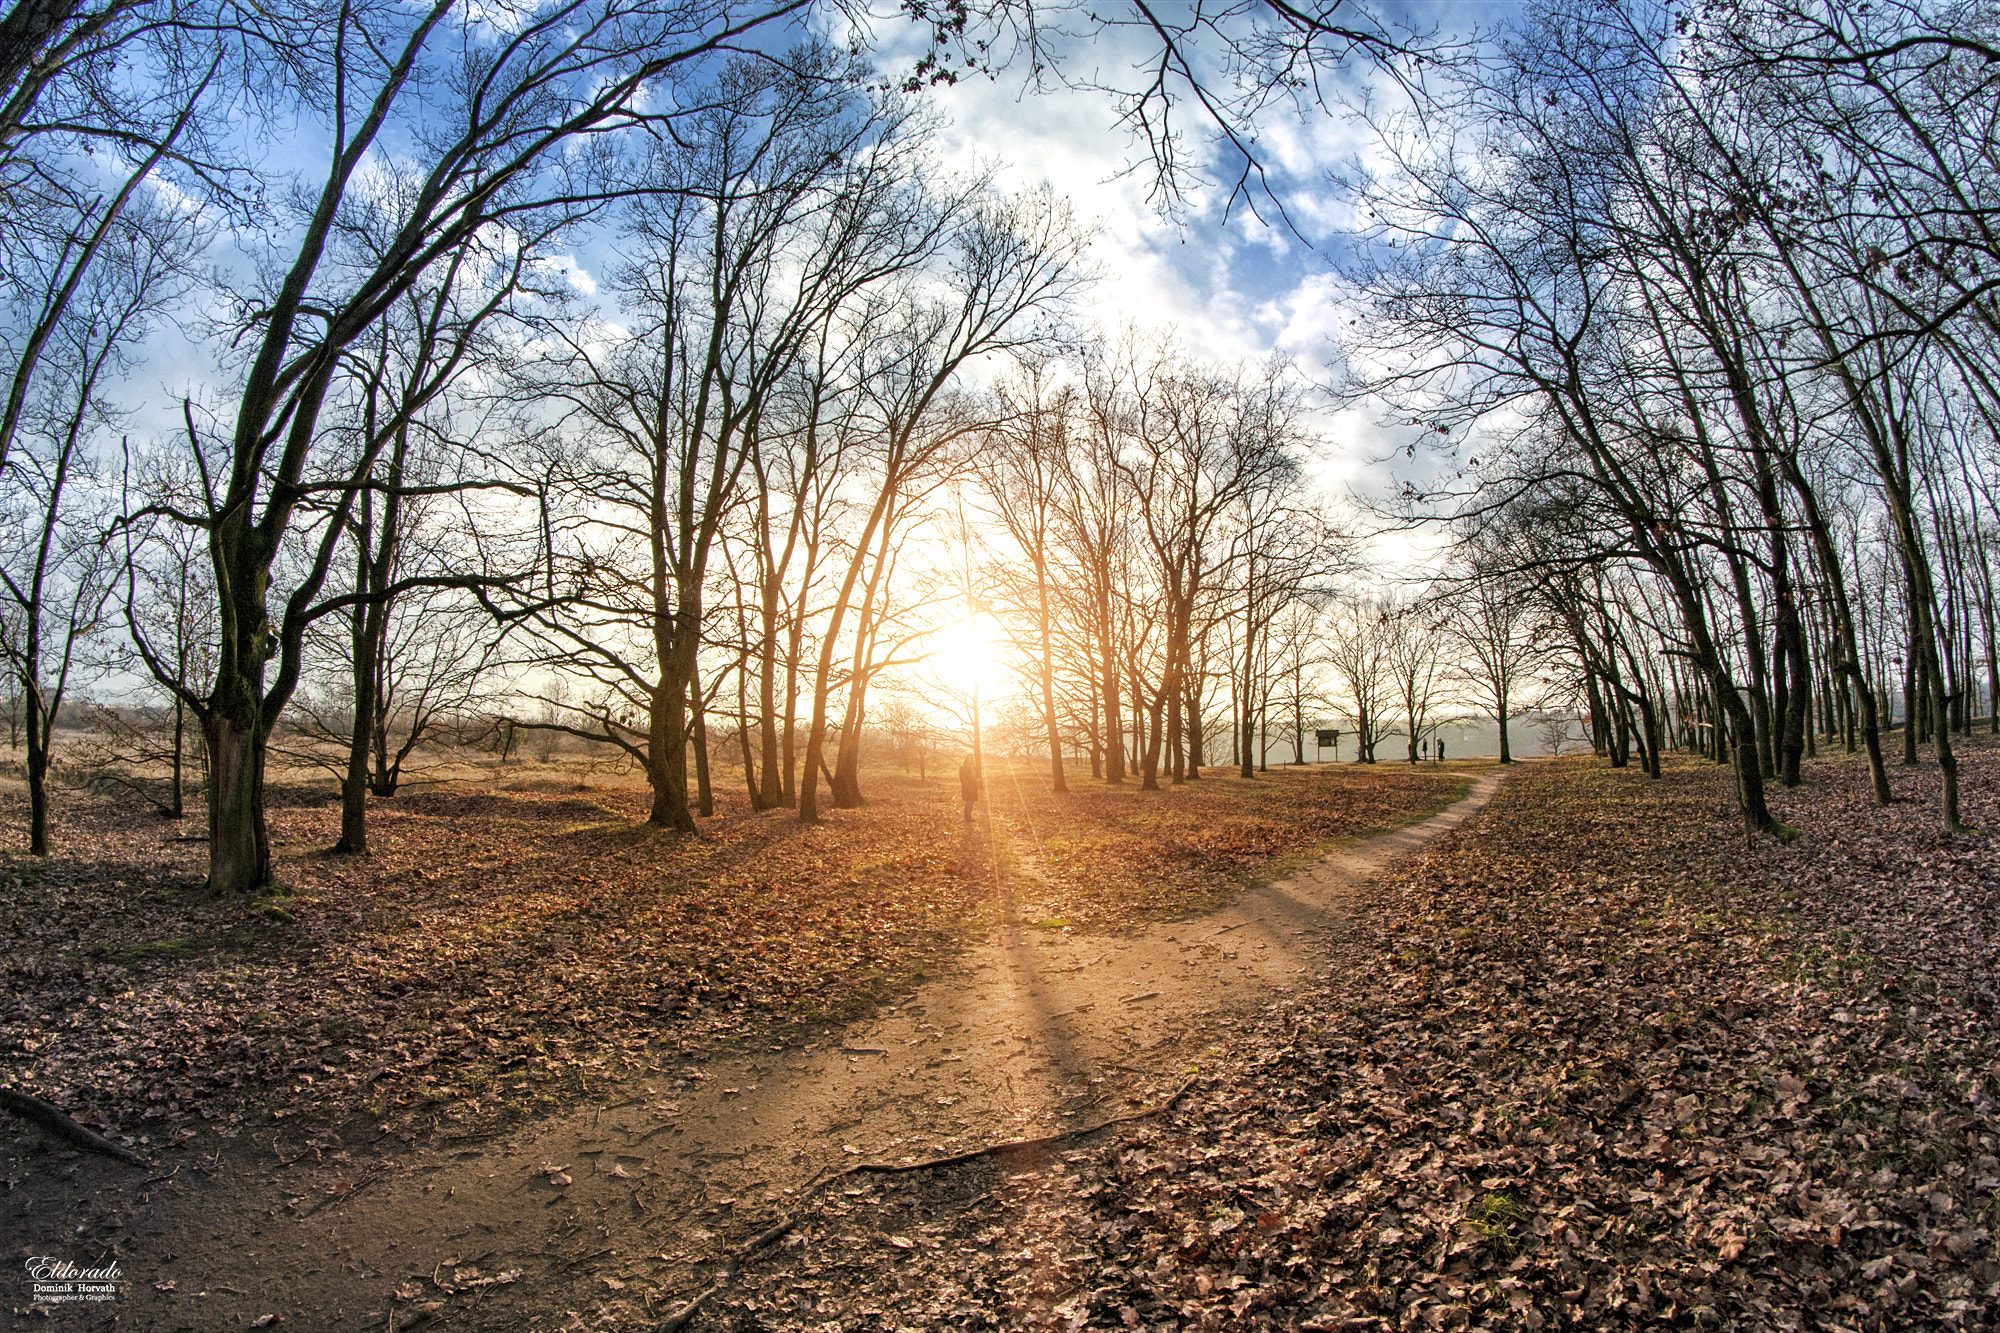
[796,189,1086,823]
[1441,552,1538,766]
[1324,594,1392,764]
[519,54,948,830]
[1,193,195,852]
[138,0,845,894]
[975,361,1077,794]
[109,461,216,818]
[1384,596,1446,764]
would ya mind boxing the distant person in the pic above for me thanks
[1436,739,1446,763]
[959,753,983,825]
[1420,738,1430,762]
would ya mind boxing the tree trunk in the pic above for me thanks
[23,675,48,857]
[1238,685,1256,779]
[1032,555,1067,795]
[168,691,186,819]
[205,708,271,894]
[1086,677,1102,778]
[799,530,874,825]
[336,685,373,855]
[1901,638,1918,764]
[1183,682,1203,779]
[1973,521,2000,735]
[1778,594,1809,786]
[691,672,713,818]
[1778,451,1889,801]
[756,599,783,809]
[1903,564,1964,832]
[781,602,804,806]
[1638,688,1663,778]
[737,708,758,804]
[1292,673,1306,765]
[1098,576,1124,784]
[646,674,695,832]
[1138,682,1164,791]
[831,505,897,811]
[336,594,384,854]
[737,623,763,808]
[1040,650,1067,793]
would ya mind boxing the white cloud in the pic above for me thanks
[532,253,599,297]
[901,34,1406,466]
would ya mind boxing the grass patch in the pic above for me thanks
[1468,1191,1527,1252]
[104,936,198,965]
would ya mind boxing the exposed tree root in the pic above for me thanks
[0,1086,150,1166]
[658,1077,1200,1329]
[838,1076,1199,1178]
[660,1221,796,1332]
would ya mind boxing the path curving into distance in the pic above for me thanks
[8,768,1509,1332]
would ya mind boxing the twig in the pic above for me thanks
[627,1120,677,1147]
[563,1246,614,1270]
[738,1218,795,1255]
[659,1282,720,1332]
[1051,952,1110,975]
[652,1078,1199,1328]
[658,1219,794,1331]
[306,1165,390,1215]
[0,1087,149,1166]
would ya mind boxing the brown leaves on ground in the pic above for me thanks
[712,744,2000,1331]
[0,757,1459,1153]
[991,763,1476,928]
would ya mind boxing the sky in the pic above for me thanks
[842,1,1502,571]
[102,0,1503,577]
[50,0,1543,731]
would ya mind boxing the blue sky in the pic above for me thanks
[109,0,1507,566]
[852,0,1508,557]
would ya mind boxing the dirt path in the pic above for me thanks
[6,770,1504,1331]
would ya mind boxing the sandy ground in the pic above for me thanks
[4,769,1506,1331]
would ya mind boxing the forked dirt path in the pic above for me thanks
[9,770,1505,1332]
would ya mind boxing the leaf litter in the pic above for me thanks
[0,762,1465,1159]
[703,745,2000,1331]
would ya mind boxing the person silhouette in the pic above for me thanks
[958,753,983,825]
[1436,738,1446,763]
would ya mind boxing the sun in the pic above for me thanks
[929,611,1005,700]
